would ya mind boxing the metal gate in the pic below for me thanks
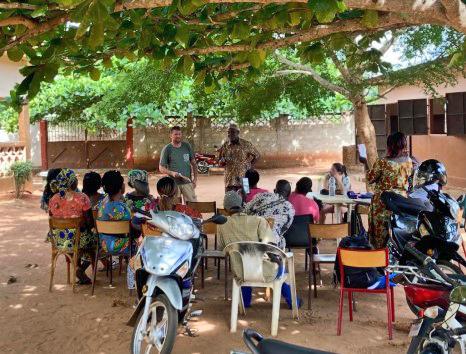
[46,123,127,169]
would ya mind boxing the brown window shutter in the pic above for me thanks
[430,98,446,134]
[446,92,466,135]
[398,100,414,135]
[368,104,387,156]
[386,103,398,134]
[413,99,428,135]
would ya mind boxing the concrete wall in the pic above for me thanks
[133,113,355,171]
[0,55,27,98]
[412,135,466,188]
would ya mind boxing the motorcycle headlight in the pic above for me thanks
[175,261,189,278]
[167,216,194,240]
[424,306,440,319]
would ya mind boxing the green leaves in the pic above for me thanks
[361,10,379,28]
[7,47,23,62]
[308,0,345,23]
[230,22,250,41]
[299,42,325,64]
[249,49,267,68]
[175,25,191,47]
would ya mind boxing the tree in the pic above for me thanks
[272,27,464,165]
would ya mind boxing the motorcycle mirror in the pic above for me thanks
[450,286,466,305]
[206,214,228,225]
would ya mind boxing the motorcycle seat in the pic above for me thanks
[381,192,429,217]
[258,339,335,354]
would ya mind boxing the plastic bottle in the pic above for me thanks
[329,176,336,196]
[342,175,350,196]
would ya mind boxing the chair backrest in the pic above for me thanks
[284,214,313,248]
[95,220,130,235]
[49,217,82,230]
[92,209,98,221]
[356,204,370,215]
[216,208,229,216]
[141,223,162,237]
[224,241,287,283]
[338,247,388,268]
[309,223,349,239]
[187,201,217,214]
[202,221,217,234]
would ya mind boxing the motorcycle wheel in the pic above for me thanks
[131,294,178,354]
[197,161,209,174]
[418,339,451,354]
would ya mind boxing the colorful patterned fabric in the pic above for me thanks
[50,169,77,197]
[128,169,149,186]
[48,191,96,254]
[219,138,260,188]
[366,157,413,249]
[124,193,157,212]
[244,192,295,249]
[97,196,132,255]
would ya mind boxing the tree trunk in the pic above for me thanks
[353,100,378,168]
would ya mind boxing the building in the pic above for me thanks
[371,75,466,188]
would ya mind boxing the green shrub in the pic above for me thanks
[10,161,33,198]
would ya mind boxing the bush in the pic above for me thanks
[10,161,33,198]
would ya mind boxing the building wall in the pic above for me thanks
[376,76,466,189]
[0,55,27,98]
[133,113,355,171]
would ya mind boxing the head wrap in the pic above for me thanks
[50,168,77,197]
[128,169,149,195]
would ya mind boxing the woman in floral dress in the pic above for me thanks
[361,132,413,249]
[124,169,156,212]
[48,168,96,284]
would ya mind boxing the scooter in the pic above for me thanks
[382,188,464,273]
[127,210,227,354]
[231,328,335,354]
[391,246,466,354]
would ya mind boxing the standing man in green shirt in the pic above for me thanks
[159,126,198,202]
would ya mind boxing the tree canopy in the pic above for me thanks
[1,0,466,105]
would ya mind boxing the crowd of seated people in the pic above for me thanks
[41,165,347,290]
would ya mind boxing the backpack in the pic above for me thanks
[333,227,380,289]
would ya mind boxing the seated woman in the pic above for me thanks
[125,169,156,212]
[156,176,202,218]
[244,169,268,203]
[320,163,350,224]
[48,168,96,284]
[244,180,295,250]
[82,171,104,210]
[40,168,62,212]
[288,177,320,222]
[97,170,132,255]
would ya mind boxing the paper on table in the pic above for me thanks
[357,144,367,159]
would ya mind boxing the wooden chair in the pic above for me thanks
[337,247,394,340]
[307,223,350,309]
[141,223,162,237]
[216,208,229,216]
[199,221,229,300]
[187,201,218,259]
[48,217,83,292]
[92,219,131,295]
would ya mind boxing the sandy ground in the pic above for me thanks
[1,168,465,354]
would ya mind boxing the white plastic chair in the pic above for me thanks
[224,241,299,336]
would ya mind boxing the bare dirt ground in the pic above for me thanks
[1,167,464,354]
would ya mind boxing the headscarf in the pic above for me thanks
[128,169,150,195]
[50,168,77,197]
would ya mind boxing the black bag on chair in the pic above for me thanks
[284,214,313,248]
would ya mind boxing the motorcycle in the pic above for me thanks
[231,328,335,354]
[127,210,227,354]
[390,245,466,354]
[382,188,464,273]
[195,146,220,174]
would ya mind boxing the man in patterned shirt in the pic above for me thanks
[218,124,260,191]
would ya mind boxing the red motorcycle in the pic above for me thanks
[195,146,220,174]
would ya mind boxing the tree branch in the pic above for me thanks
[440,0,466,28]
[0,16,36,29]
[176,13,422,56]
[275,54,350,96]
[327,50,352,83]
[0,2,40,10]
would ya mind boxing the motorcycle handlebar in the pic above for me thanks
[452,327,466,336]
[405,245,428,264]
